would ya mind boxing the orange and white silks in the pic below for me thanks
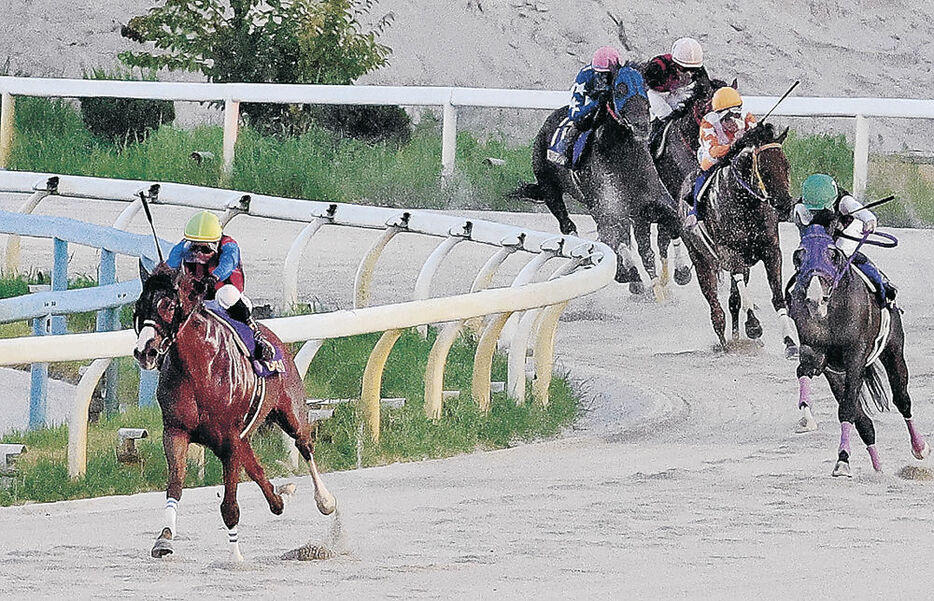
[697,110,758,171]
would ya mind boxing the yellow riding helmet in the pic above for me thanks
[712,87,743,112]
[183,211,223,243]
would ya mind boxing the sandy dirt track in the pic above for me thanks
[2,199,934,599]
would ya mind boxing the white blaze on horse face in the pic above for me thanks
[806,276,828,316]
[136,325,156,354]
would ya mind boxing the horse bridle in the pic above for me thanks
[731,142,784,202]
[135,289,196,359]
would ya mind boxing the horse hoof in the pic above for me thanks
[151,535,174,558]
[745,317,763,339]
[674,266,692,286]
[795,415,817,434]
[659,264,671,287]
[629,280,645,295]
[832,460,852,478]
[277,482,297,498]
[913,441,931,460]
[315,492,337,516]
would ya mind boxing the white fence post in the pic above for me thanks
[222,99,240,178]
[853,114,869,199]
[441,93,458,184]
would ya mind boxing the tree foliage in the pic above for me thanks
[120,0,394,135]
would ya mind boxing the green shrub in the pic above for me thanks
[79,68,175,145]
[120,0,393,136]
[311,104,412,146]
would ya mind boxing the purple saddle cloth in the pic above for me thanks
[203,300,283,377]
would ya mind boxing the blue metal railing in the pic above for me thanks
[0,210,169,427]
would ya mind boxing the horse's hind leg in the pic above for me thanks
[542,180,577,235]
[880,315,930,459]
[220,450,245,562]
[152,428,189,558]
[238,439,287,515]
[272,406,337,515]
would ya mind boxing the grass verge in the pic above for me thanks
[9,96,930,219]
[0,329,578,506]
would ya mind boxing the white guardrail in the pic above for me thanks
[1,77,933,198]
[0,171,615,477]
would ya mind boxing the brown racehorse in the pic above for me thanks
[133,264,335,562]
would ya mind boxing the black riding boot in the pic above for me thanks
[228,299,275,361]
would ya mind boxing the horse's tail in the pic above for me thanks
[859,360,891,415]
[508,181,547,204]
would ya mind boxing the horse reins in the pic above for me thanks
[732,142,783,201]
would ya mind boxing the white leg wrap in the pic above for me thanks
[164,497,178,536]
[672,238,688,269]
[778,308,798,343]
[616,243,635,269]
[732,273,748,315]
[228,527,244,562]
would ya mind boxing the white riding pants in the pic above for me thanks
[216,284,252,311]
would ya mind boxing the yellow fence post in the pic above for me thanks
[361,328,404,441]
[67,358,112,479]
[471,312,512,412]
[354,223,403,309]
[0,92,14,169]
[531,301,570,407]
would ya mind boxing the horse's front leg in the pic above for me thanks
[633,218,665,301]
[763,249,798,359]
[220,449,244,562]
[594,212,640,290]
[731,270,762,340]
[829,361,877,477]
[692,250,727,349]
[728,275,741,340]
[152,428,189,558]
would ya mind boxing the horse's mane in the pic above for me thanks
[723,122,781,164]
[142,264,176,297]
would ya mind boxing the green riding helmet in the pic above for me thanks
[801,174,839,211]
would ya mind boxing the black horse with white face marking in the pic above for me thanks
[512,63,685,295]
[787,224,929,476]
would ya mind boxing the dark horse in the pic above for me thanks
[133,264,336,561]
[651,77,735,198]
[512,63,686,297]
[787,224,929,476]
[679,122,798,354]
[649,77,733,286]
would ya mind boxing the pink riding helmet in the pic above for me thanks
[592,46,621,72]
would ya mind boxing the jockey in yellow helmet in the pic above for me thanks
[167,211,275,360]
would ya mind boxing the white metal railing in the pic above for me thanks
[1,77,932,197]
[0,171,615,477]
